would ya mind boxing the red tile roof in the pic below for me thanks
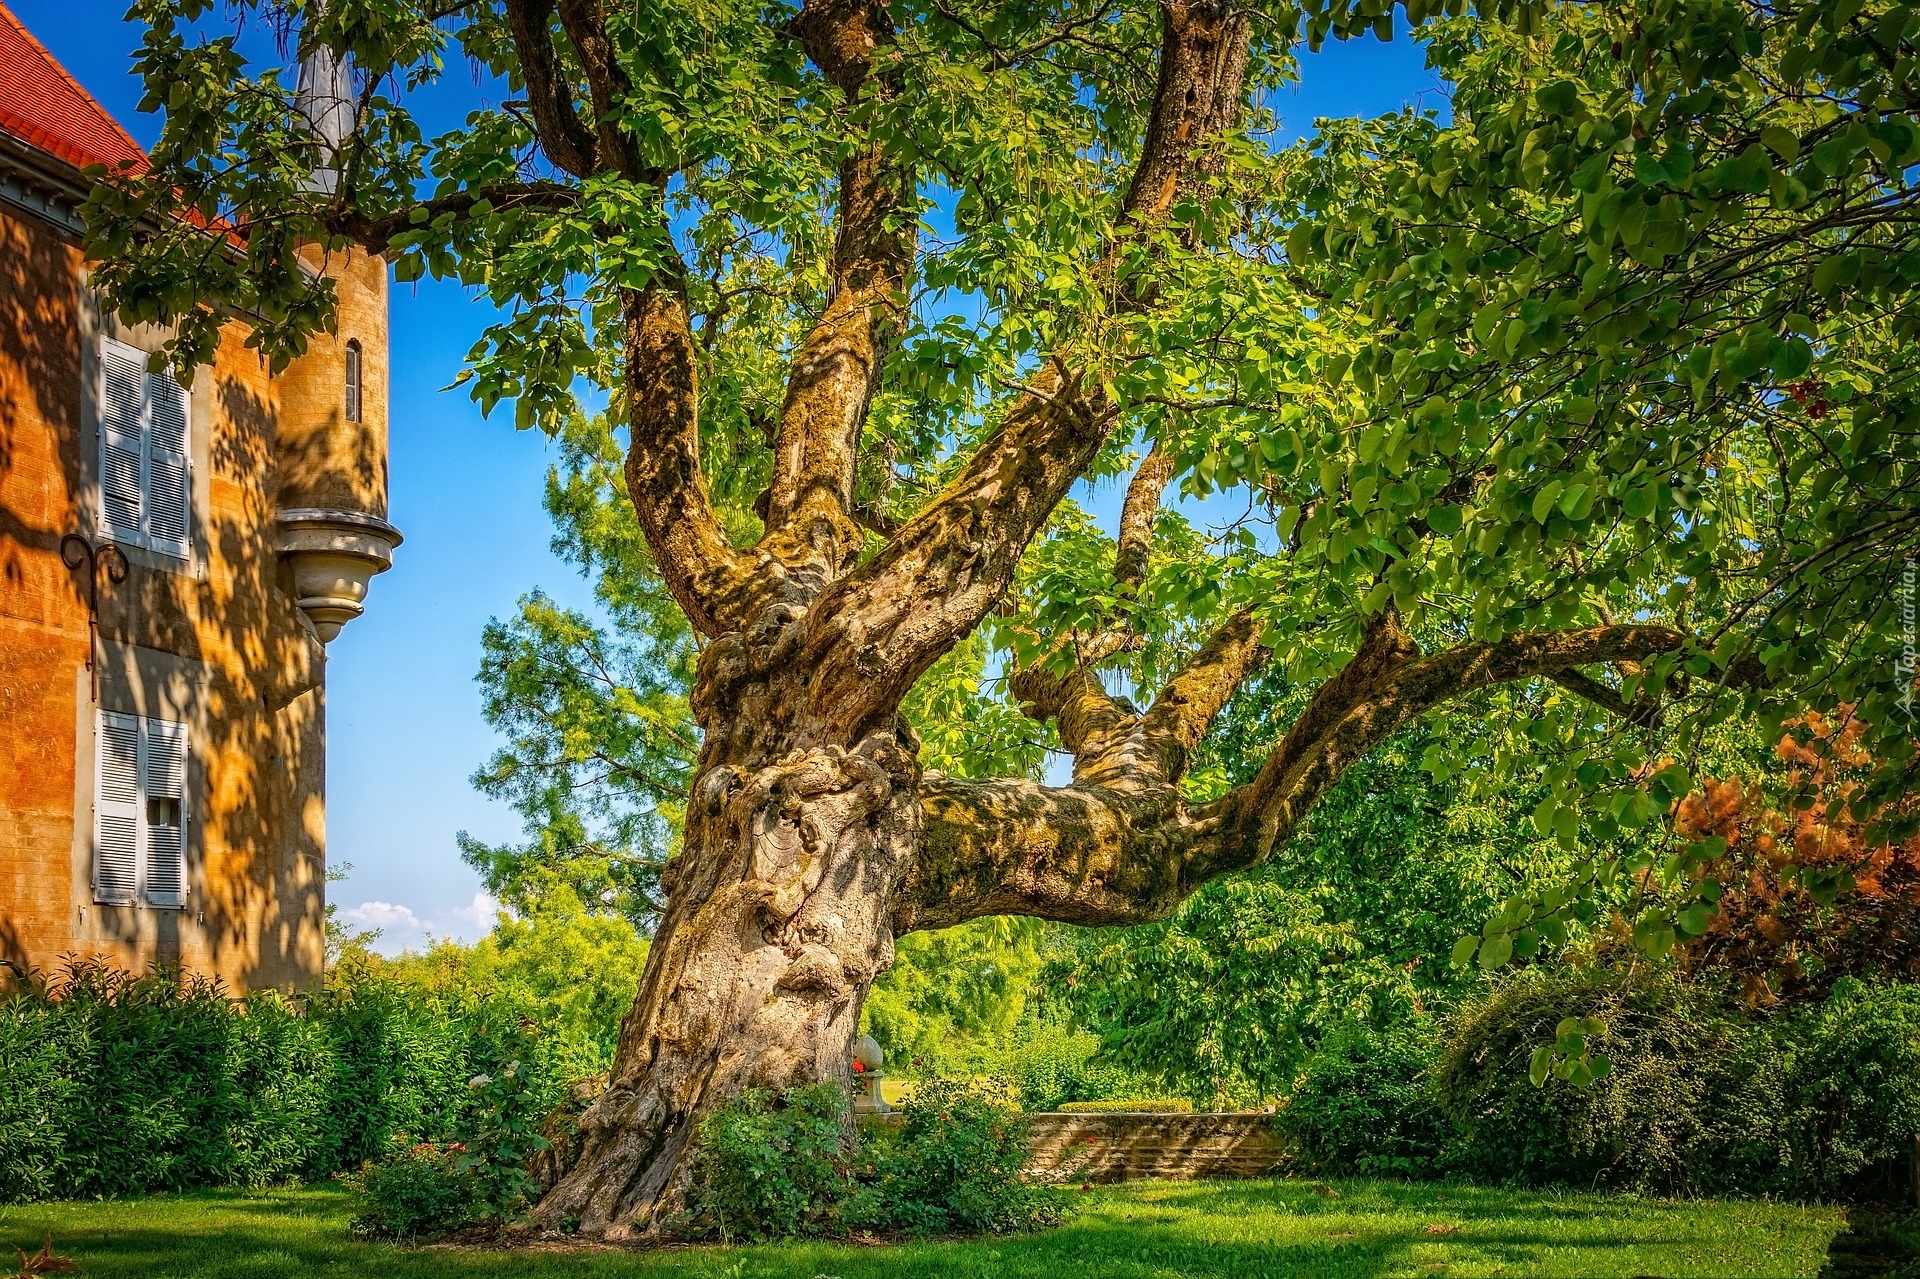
[0,1,146,175]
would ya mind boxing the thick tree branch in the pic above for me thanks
[620,279,756,637]
[1551,667,1663,727]
[798,0,1252,740]
[1114,441,1177,589]
[557,0,647,179]
[504,0,602,177]
[759,0,915,583]
[1117,0,1248,228]
[907,775,1200,929]
[1131,605,1268,777]
[1011,604,1267,791]
[1201,622,1696,875]
[326,181,581,250]
[1009,662,1137,763]
[906,620,1709,931]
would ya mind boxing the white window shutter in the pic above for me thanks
[142,718,189,909]
[99,340,146,542]
[94,710,141,905]
[144,372,191,557]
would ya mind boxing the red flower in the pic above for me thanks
[852,1061,865,1073]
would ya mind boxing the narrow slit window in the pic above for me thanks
[345,339,363,423]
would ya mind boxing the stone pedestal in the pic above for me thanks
[852,1033,889,1114]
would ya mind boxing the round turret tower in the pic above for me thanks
[273,33,400,643]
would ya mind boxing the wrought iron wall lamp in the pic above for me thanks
[61,533,128,705]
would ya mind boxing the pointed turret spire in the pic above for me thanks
[293,4,351,194]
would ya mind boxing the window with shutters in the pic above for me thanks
[344,339,362,423]
[93,710,189,909]
[98,337,191,559]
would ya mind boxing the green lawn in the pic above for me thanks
[0,1180,1844,1279]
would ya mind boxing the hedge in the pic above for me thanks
[0,959,557,1203]
[1279,970,1920,1202]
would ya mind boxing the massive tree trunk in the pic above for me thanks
[531,608,926,1237]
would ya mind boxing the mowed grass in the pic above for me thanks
[0,1179,1843,1279]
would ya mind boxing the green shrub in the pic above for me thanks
[39,962,249,1196]
[683,1079,1069,1242]
[347,1140,479,1241]
[453,1037,553,1219]
[1429,969,1920,1199]
[305,970,483,1175]
[1784,980,1920,1200]
[0,958,566,1205]
[847,1080,1066,1236]
[1434,966,1769,1193]
[973,1022,1146,1112]
[0,979,89,1202]
[683,1083,852,1242]
[1278,1021,1458,1179]
[223,991,334,1187]
[1055,1098,1194,1114]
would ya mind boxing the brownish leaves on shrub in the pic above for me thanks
[1672,708,1920,1003]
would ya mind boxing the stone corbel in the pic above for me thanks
[275,508,402,642]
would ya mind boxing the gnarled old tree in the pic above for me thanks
[97,0,1920,1237]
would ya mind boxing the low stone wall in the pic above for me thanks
[861,1108,1288,1182]
[1028,1112,1287,1183]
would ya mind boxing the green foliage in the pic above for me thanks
[1055,878,1381,1105]
[846,1081,1067,1237]
[1277,1022,1459,1180]
[450,1043,552,1221]
[1261,705,1594,995]
[368,884,650,1081]
[460,413,699,927]
[1054,1098,1193,1114]
[1261,0,1920,840]
[1062,699,1601,1105]
[1784,980,1920,1199]
[0,962,338,1200]
[683,1080,1066,1242]
[683,1084,854,1243]
[0,959,565,1205]
[1434,969,1920,1199]
[863,916,1048,1067]
[346,1141,478,1242]
[1435,966,1771,1192]
[966,1021,1153,1113]
[1269,971,1920,1202]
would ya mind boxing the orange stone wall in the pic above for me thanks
[0,198,343,993]
[276,244,389,518]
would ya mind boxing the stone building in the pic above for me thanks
[0,3,399,991]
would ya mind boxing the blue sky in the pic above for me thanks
[13,2,1441,951]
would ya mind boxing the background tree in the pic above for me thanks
[458,413,702,928]
[1052,693,1591,1106]
[92,0,1920,1237]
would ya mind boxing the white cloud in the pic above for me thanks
[439,891,501,940]
[337,893,500,957]
[340,900,423,934]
